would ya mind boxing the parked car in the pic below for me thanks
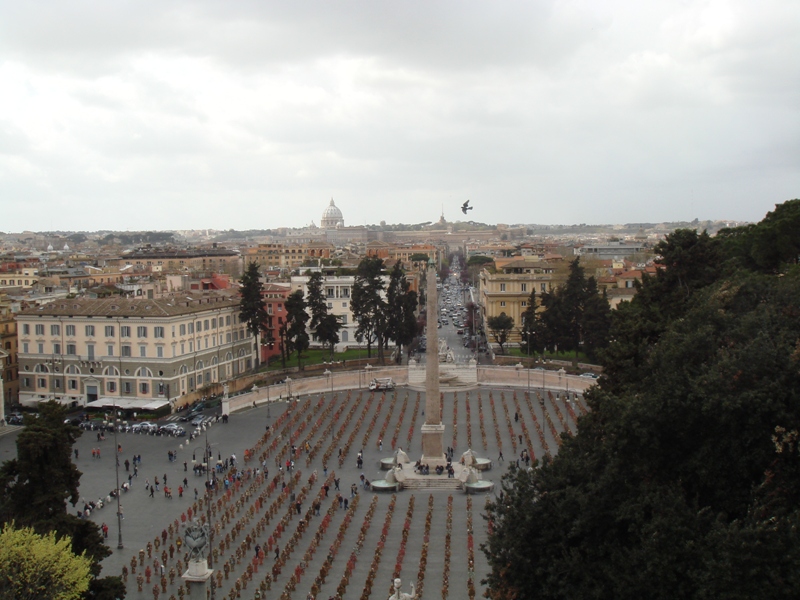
[369,378,395,391]
[159,423,187,437]
[579,373,599,379]
[6,413,24,425]
[132,421,158,434]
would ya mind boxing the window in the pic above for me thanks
[226,316,231,326]
[189,340,194,352]
[203,320,209,331]
[500,301,506,307]
[105,325,115,337]
[35,324,44,335]
[540,283,547,293]
[139,346,146,357]
[23,324,30,335]
[212,318,217,329]
[521,301,527,307]
[53,343,61,354]
[87,345,94,360]
[50,324,60,335]
[68,379,77,390]
[326,287,335,298]
[37,343,44,354]
[22,377,31,387]
[54,379,61,389]
[188,323,194,334]
[107,382,116,393]
[156,346,163,358]
[154,326,165,338]
[123,382,132,394]
[37,377,46,388]
[521,283,527,292]
[66,344,77,355]
[226,333,232,343]
[121,326,131,337]
[65,324,75,336]
[85,325,95,337]
[140,382,149,394]
[137,326,147,338]
[342,301,348,308]
[107,345,114,356]
[500,283,506,292]
[180,324,186,336]
[121,345,131,357]
[22,342,29,353]
[327,302,333,309]
[340,315,347,324]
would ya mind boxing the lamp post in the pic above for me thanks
[112,406,123,550]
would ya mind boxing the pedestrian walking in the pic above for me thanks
[499,451,504,462]
[275,545,280,560]
[74,448,79,460]
[334,478,340,491]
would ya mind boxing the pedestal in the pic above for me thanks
[182,559,213,597]
[420,423,446,465]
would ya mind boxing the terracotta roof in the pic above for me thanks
[19,292,239,317]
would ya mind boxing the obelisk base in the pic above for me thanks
[420,423,447,465]
[182,559,212,597]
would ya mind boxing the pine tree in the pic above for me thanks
[238,261,267,369]
[284,290,310,370]
[351,257,387,363]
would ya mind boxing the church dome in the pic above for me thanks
[321,198,344,229]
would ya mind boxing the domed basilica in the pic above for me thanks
[320,199,344,229]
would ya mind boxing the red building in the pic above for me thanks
[260,283,291,364]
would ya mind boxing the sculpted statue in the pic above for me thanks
[389,577,416,600]
[183,520,210,561]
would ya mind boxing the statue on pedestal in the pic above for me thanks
[389,577,416,600]
[183,520,210,561]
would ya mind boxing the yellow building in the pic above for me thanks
[16,292,254,409]
[478,259,567,343]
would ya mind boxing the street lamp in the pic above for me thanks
[112,406,123,550]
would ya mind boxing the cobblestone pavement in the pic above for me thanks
[0,386,587,599]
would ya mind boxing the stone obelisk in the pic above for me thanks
[420,259,446,464]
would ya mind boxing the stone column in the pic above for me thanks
[182,558,212,597]
[421,260,446,464]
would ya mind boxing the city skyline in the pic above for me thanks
[1,1,798,232]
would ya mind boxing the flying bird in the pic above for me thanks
[461,200,473,215]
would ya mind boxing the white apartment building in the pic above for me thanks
[291,271,391,349]
[16,292,255,409]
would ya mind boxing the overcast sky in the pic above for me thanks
[1,1,798,232]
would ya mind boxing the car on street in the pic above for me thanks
[579,373,599,379]
[158,423,187,436]
[6,413,24,425]
[191,415,206,427]
[132,421,158,434]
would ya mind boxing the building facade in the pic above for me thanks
[16,292,255,408]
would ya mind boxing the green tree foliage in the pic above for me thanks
[409,253,430,262]
[0,401,123,599]
[487,313,514,354]
[718,199,800,272]
[0,523,93,600]
[306,272,341,359]
[351,256,387,363]
[537,258,610,360]
[284,290,310,370]
[467,255,493,266]
[482,205,800,599]
[238,261,267,367]
[385,260,419,363]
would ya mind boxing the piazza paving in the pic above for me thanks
[0,385,588,599]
